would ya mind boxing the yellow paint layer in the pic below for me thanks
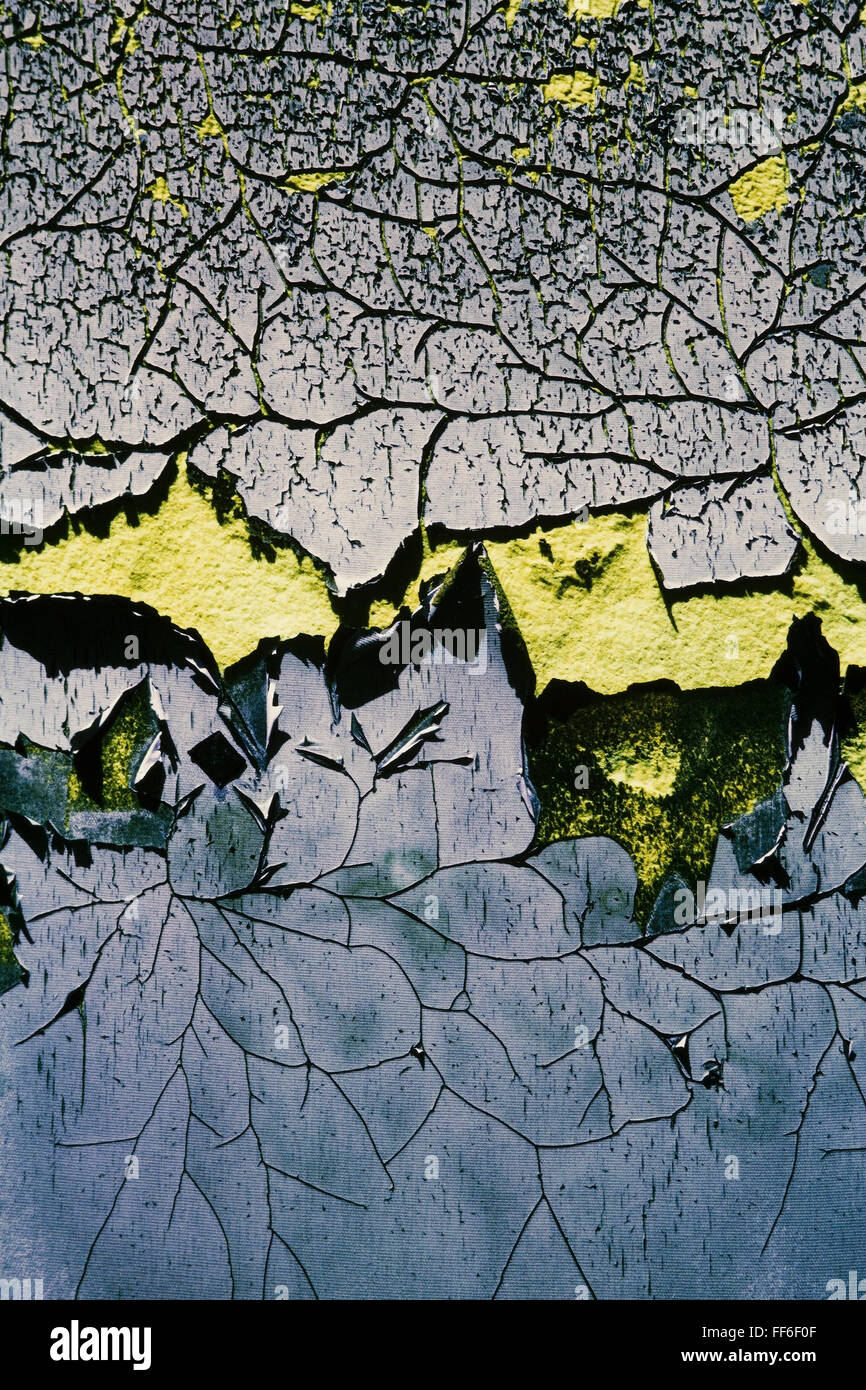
[146,178,189,218]
[196,112,224,139]
[0,472,338,669]
[532,680,788,923]
[841,78,866,113]
[4,486,866,701]
[484,511,866,695]
[542,71,599,106]
[282,171,347,192]
[728,153,789,222]
[595,738,682,797]
[290,2,326,18]
[0,910,17,991]
[565,0,619,16]
[625,58,645,90]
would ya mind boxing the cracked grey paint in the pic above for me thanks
[0,1,865,588]
[0,566,865,1299]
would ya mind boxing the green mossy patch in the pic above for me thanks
[529,679,790,925]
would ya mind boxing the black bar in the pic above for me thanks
[1,1298,859,1377]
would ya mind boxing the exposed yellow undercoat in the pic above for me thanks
[3,478,866,714]
[728,154,789,223]
[0,471,338,668]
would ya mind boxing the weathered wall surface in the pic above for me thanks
[1,0,866,1300]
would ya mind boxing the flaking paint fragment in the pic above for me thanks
[1,567,866,1298]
